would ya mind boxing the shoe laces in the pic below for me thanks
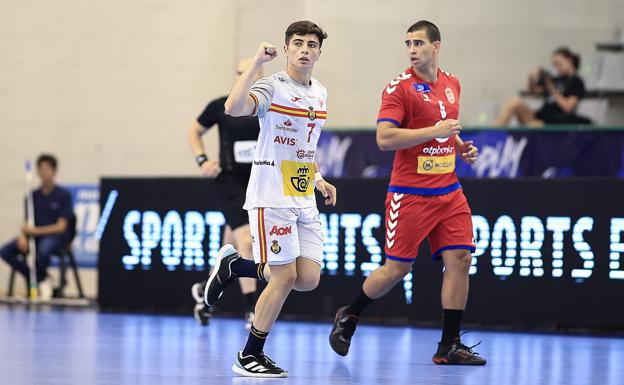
[454,332,482,355]
[258,353,278,368]
[337,314,358,337]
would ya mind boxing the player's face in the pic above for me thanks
[37,162,56,185]
[405,30,439,68]
[284,34,321,69]
[551,53,574,76]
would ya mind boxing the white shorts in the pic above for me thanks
[248,207,324,266]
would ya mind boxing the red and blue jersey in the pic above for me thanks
[377,67,462,195]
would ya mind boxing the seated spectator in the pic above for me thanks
[0,154,72,299]
[495,47,589,127]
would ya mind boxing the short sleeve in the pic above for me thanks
[566,77,585,99]
[59,190,73,221]
[196,98,225,129]
[250,77,275,118]
[377,84,406,126]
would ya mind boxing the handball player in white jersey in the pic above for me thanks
[203,20,336,378]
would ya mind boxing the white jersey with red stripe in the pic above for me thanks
[244,70,328,210]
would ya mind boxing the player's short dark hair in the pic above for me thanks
[36,153,58,170]
[407,20,441,43]
[285,21,328,47]
[553,47,581,70]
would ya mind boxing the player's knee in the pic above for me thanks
[271,268,297,289]
[293,273,320,292]
[386,262,412,281]
[450,251,472,274]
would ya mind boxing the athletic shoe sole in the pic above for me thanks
[231,363,288,378]
[432,356,487,365]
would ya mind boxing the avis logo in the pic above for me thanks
[274,136,296,146]
[291,165,310,192]
[269,226,292,236]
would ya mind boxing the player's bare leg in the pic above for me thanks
[293,257,320,292]
[362,259,412,299]
[229,262,296,377]
[251,262,296,331]
[330,259,411,355]
[432,249,486,365]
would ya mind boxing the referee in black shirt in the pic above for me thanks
[188,59,263,328]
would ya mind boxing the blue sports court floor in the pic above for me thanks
[1,306,623,385]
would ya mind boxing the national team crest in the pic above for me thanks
[445,87,455,104]
[271,240,281,254]
[307,106,316,121]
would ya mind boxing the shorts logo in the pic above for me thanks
[386,192,403,249]
[281,160,314,196]
[271,240,281,254]
[274,136,296,146]
[308,106,317,121]
[269,226,292,236]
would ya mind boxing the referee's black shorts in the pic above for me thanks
[215,172,249,230]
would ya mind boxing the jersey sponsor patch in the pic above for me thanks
[417,154,455,174]
[274,135,296,146]
[281,160,314,196]
[233,141,257,163]
[445,87,456,104]
[413,83,431,93]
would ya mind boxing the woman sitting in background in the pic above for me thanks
[495,47,589,127]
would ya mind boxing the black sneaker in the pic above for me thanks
[231,351,288,378]
[193,302,212,326]
[329,306,359,356]
[432,336,487,365]
[204,244,240,306]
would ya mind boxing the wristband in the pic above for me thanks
[314,172,323,182]
[196,154,209,167]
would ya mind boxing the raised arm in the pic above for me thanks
[225,42,278,116]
